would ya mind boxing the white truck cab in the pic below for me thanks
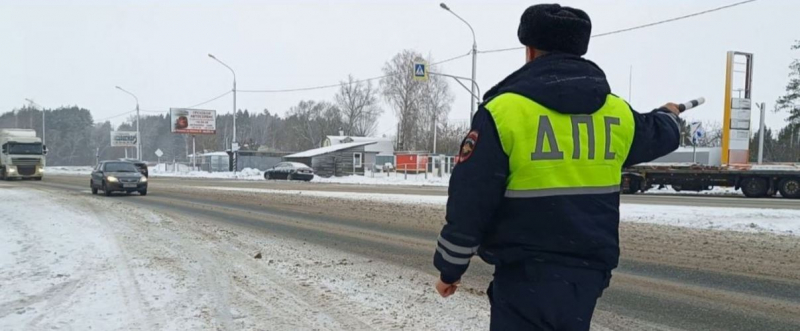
[0,129,47,180]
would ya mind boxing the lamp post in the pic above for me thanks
[24,98,45,145]
[440,2,478,119]
[208,54,237,149]
[208,54,238,172]
[115,86,141,160]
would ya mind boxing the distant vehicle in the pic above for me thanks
[118,158,149,177]
[264,162,314,181]
[622,163,800,199]
[90,161,148,196]
[0,129,47,180]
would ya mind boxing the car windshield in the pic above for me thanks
[104,162,138,172]
[7,142,43,155]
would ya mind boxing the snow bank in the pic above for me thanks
[44,166,93,175]
[313,172,450,187]
[149,167,264,181]
[643,185,742,196]
[45,165,265,181]
[197,186,800,237]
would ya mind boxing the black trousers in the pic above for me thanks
[488,263,611,331]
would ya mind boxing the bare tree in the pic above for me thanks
[380,50,452,151]
[284,100,342,151]
[335,75,383,137]
[436,119,470,155]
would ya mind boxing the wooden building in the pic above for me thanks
[284,141,377,177]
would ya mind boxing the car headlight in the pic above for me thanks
[140,176,147,183]
[107,176,118,182]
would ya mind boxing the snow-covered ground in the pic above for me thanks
[0,184,490,330]
[197,186,800,237]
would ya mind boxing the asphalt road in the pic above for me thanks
[19,175,800,330]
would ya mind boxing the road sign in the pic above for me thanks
[231,142,240,152]
[690,122,705,145]
[413,61,428,81]
[110,131,137,147]
[154,149,163,157]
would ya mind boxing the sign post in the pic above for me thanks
[721,51,754,164]
[689,122,705,164]
[154,148,163,165]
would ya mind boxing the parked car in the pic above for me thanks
[264,162,314,181]
[91,161,148,196]
[119,158,149,177]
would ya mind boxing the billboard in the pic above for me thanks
[170,108,216,134]
[110,131,138,147]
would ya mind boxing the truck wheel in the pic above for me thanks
[621,175,640,194]
[741,177,768,198]
[778,178,800,199]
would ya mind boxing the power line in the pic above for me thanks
[95,109,136,122]
[185,90,232,108]
[433,50,472,65]
[478,0,757,54]
[237,52,471,94]
[238,75,391,93]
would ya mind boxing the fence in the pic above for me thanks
[360,155,456,179]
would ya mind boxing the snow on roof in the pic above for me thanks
[285,141,377,158]
[326,136,393,145]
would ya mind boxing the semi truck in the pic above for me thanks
[0,129,47,180]
[621,163,800,199]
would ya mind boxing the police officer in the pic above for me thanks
[433,4,682,330]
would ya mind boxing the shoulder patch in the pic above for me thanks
[458,130,479,163]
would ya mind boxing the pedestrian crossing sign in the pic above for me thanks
[413,61,428,81]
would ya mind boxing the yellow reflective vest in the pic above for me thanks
[485,93,635,198]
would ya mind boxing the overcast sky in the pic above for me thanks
[2,0,798,139]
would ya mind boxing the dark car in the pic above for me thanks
[90,161,148,196]
[119,158,148,177]
[264,162,314,181]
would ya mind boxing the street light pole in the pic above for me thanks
[440,2,478,119]
[208,54,237,148]
[115,86,141,160]
[25,98,45,145]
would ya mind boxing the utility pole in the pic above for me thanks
[115,86,141,160]
[208,53,238,171]
[756,102,766,164]
[24,98,45,145]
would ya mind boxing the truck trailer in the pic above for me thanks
[621,163,800,199]
[0,129,47,180]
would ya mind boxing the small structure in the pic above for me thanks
[323,135,395,168]
[395,152,429,173]
[285,141,377,177]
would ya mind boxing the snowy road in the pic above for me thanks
[3,175,800,330]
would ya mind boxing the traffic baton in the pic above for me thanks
[678,97,705,112]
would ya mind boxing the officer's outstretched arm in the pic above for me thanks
[434,107,509,284]
[623,106,681,167]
